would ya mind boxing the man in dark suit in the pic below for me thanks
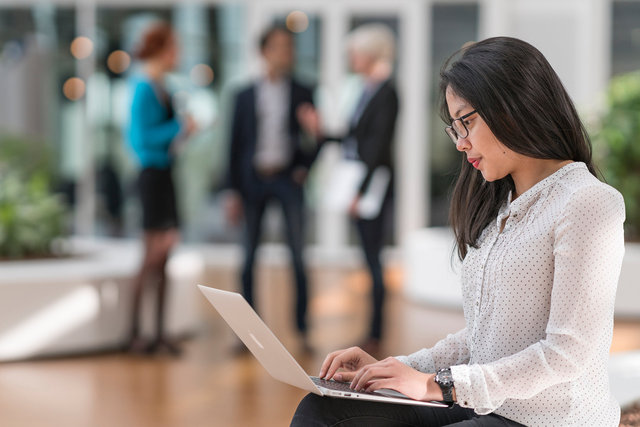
[225,26,315,343]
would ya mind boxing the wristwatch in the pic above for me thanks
[434,367,455,404]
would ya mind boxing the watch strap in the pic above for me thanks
[435,368,454,403]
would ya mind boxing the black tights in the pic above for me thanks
[129,229,177,343]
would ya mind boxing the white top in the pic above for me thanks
[254,77,291,172]
[396,162,625,426]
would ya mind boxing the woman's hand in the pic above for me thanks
[223,191,243,226]
[184,115,198,136]
[349,357,444,402]
[348,196,361,218]
[319,346,378,382]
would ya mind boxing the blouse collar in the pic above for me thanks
[496,161,586,229]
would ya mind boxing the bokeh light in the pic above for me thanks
[286,11,309,33]
[62,77,86,101]
[70,36,94,59]
[190,64,214,87]
[107,50,131,74]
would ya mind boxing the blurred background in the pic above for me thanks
[1,0,640,426]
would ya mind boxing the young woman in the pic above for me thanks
[290,36,625,426]
[125,22,195,355]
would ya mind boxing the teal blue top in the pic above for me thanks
[126,75,182,169]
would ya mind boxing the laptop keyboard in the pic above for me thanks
[311,376,415,400]
[311,376,357,393]
[311,376,447,406]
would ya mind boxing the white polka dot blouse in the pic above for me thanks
[396,162,625,426]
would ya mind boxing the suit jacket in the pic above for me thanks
[227,78,315,197]
[337,79,399,195]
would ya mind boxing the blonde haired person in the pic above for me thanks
[298,23,399,356]
[346,23,395,78]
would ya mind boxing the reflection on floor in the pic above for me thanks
[0,261,638,427]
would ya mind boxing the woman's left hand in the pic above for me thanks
[349,357,444,402]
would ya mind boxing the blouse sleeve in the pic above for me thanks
[450,184,625,414]
[395,327,470,373]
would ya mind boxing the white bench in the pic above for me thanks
[0,238,205,362]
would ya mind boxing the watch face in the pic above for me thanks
[436,369,454,387]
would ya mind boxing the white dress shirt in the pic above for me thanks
[254,77,291,172]
[396,162,625,426]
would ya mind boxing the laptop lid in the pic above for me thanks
[197,285,322,395]
[198,285,449,408]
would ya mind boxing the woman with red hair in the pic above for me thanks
[125,22,195,355]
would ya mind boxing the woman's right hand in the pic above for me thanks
[318,346,378,383]
[184,115,198,136]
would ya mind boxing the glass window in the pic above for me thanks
[428,3,479,226]
[0,4,252,243]
[612,1,640,76]
[0,8,36,42]
[0,6,76,207]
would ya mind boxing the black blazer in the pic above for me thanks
[227,78,315,197]
[329,79,399,194]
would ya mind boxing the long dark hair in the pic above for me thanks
[441,37,596,259]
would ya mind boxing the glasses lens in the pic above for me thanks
[452,120,467,139]
[445,127,458,143]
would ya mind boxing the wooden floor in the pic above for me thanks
[1,261,639,427]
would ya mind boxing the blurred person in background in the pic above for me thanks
[291,37,624,427]
[224,25,317,351]
[125,22,196,355]
[298,23,399,357]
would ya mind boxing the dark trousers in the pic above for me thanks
[241,172,308,333]
[355,193,392,340]
[290,393,526,427]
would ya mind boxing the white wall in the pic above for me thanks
[480,0,610,112]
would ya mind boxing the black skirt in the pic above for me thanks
[138,167,179,230]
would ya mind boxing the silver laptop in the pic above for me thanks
[198,285,449,408]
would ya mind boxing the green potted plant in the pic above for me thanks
[590,70,640,319]
[0,133,68,259]
[591,70,640,242]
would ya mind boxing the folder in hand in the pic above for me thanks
[323,160,389,220]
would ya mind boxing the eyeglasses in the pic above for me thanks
[445,110,477,143]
